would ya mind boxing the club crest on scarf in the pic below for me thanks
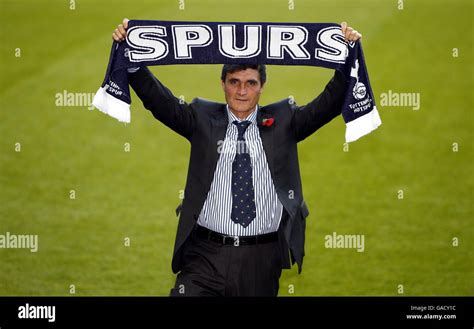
[351,60,367,100]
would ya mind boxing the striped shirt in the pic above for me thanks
[197,105,283,236]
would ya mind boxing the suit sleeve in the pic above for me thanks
[291,70,348,142]
[128,67,195,140]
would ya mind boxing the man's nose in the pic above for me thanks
[237,84,247,95]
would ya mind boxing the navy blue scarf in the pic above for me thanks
[93,20,381,142]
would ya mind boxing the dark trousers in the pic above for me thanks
[170,230,283,297]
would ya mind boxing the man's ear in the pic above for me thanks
[221,80,225,90]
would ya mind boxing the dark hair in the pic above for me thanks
[221,64,266,85]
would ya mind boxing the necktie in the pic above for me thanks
[231,120,256,227]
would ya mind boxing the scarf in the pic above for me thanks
[93,20,381,142]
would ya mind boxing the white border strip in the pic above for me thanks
[345,106,381,143]
[92,87,131,123]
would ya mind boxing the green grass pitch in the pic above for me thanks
[0,0,472,296]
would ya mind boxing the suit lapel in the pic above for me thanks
[257,106,275,177]
[208,105,228,183]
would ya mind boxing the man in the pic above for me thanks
[113,19,362,296]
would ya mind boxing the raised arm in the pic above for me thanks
[291,22,362,142]
[113,18,195,140]
[291,70,348,142]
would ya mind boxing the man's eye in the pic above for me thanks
[249,81,257,86]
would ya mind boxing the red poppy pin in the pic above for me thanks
[261,117,274,127]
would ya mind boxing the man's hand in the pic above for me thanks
[340,22,362,42]
[112,18,129,42]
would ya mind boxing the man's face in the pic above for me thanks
[221,68,264,117]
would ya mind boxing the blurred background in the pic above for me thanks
[0,0,472,296]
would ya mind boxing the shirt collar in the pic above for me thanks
[226,104,258,125]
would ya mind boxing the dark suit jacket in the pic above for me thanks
[129,67,347,274]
